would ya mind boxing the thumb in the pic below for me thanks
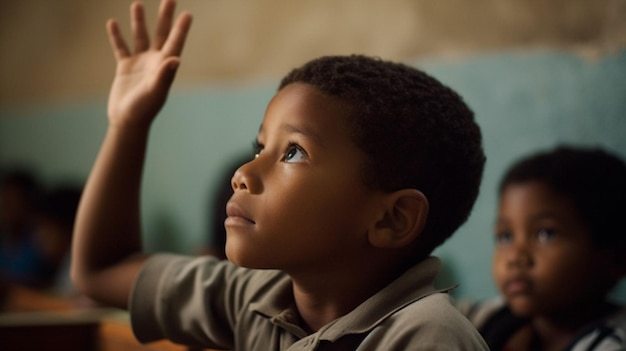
[151,57,180,107]
[158,57,180,89]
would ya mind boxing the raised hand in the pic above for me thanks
[71,1,192,308]
[106,0,192,130]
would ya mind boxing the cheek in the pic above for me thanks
[532,250,603,304]
[263,184,314,219]
[275,170,364,217]
[492,251,506,288]
[263,189,358,237]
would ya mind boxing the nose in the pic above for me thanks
[506,239,533,268]
[231,160,262,193]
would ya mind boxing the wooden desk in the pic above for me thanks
[0,309,108,351]
[99,317,192,351]
[0,285,219,351]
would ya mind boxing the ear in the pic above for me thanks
[368,189,429,249]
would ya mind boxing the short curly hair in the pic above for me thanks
[279,55,485,258]
[498,145,626,248]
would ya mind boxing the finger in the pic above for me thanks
[150,58,181,109]
[106,19,130,59]
[152,0,176,50]
[131,1,150,53]
[157,57,180,91]
[161,12,193,58]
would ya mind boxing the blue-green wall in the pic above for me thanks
[1,50,625,302]
[424,51,626,302]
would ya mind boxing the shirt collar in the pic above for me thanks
[249,256,453,341]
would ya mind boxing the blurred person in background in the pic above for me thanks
[33,185,83,296]
[460,146,626,351]
[0,168,51,289]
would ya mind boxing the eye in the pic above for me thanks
[252,140,264,159]
[284,143,307,163]
[537,228,557,243]
[494,231,513,246]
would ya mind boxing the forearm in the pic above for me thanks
[71,0,192,309]
[71,125,150,308]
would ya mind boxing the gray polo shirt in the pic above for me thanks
[130,254,488,350]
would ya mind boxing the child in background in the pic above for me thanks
[462,146,626,351]
[33,185,82,296]
[0,169,51,289]
[71,0,488,349]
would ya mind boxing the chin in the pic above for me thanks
[225,247,273,269]
[506,298,538,318]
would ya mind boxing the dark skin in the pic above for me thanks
[71,0,192,308]
[494,181,623,351]
[71,0,430,333]
[228,82,427,331]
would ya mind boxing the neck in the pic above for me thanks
[289,251,410,332]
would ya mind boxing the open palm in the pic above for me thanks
[106,0,192,129]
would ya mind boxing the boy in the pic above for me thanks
[462,146,626,350]
[71,0,488,349]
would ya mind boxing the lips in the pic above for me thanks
[225,201,255,226]
[502,276,533,296]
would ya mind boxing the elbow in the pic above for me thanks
[69,254,146,310]
[69,256,106,302]
[70,263,93,297]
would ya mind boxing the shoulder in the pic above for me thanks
[134,254,286,301]
[456,297,507,329]
[567,307,626,350]
[396,293,483,330]
[372,293,489,350]
[130,254,288,345]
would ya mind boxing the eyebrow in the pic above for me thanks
[258,122,326,147]
[530,211,561,222]
[495,211,560,229]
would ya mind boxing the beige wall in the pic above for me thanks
[1,0,625,107]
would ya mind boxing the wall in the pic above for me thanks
[2,0,625,106]
[2,49,625,301]
[1,0,625,302]
[426,50,626,301]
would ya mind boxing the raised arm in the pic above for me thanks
[71,0,192,308]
